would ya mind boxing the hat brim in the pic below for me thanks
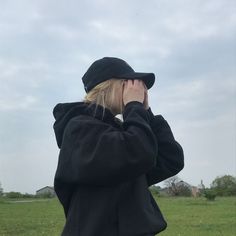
[116,72,155,89]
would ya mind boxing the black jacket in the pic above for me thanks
[53,101,184,236]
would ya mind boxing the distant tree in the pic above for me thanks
[211,175,236,196]
[164,176,191,196]
[149,185,161,195]
[22,193,35,198]
[176,184,192,197]
[164,176,181,196]
[5,192,23,198]
[0,182,3,196]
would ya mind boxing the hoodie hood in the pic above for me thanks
[52,101,119,149]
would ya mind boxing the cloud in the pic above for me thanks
[150,75,235,120]
[0,0,235,193]
[0,95,38,111]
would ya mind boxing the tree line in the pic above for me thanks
[1,174,236,200]
[149,174,236,200]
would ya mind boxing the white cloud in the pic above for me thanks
[45,24,83,41]
[0,95,38,111]
[151,75,235,120]
[0,0,235,193]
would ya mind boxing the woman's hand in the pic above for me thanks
[123,79,145,106]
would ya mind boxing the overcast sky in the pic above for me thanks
[0,0,235,194]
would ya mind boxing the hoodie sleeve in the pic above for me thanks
[145,107,184,186]
[54,101,158,187]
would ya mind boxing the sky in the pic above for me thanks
[0,0,235,194]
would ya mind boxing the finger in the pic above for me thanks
[127,79,132,85]
[137,79,144,87]
[141,81,147,92]
[124,80,130,88]
[136,80,145,90]
[142,81,147,90]
[132,80,138,88]
[133,79,141,86]
[140,80,146,87]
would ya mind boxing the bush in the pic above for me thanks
[204,189,216,201]
[149,185,161,195]
[22,193,35,198]
[5,192,23,198]
[35,192,55,198]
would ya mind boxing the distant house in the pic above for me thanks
[176,180,200,197]
[36,186,56,197]
[177,180,205,197]
[191,186,200,197]
[176,180,192,189]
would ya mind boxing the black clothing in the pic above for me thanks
[53,101,184,236]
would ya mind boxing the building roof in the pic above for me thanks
[36,186,54,193]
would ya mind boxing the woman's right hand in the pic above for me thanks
[123,79,145,106]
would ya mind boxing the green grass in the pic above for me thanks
[0,196,235,236]
[0,198,64,236]
[156,196,236,236]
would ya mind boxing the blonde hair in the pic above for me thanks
[83,78,125,119]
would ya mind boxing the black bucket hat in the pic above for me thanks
[82,57,155,93]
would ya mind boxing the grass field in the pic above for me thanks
[0,196,235,236]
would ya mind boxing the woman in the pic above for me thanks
[53,57,184,236]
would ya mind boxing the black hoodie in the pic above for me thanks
[53,101,184,236]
